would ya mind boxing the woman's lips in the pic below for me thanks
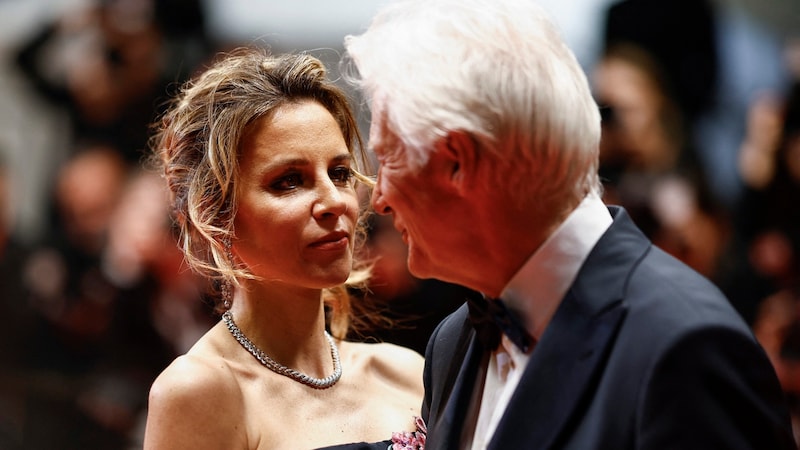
[309,232,350,250]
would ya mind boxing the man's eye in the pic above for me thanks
[330,167,353,184]
[272,173,302,190]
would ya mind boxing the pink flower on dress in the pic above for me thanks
[390,416,427,450]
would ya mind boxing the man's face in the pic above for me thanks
[369,116,461,281]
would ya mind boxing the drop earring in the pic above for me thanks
[222,237,233,310]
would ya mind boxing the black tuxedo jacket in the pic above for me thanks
[421,207,796,450]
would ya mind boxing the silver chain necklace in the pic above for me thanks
[222,311,342,389]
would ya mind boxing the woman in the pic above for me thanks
[143,47,424,449]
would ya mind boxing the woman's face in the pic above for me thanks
[232,100,359,289]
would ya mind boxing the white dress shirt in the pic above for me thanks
[466,194,613,450]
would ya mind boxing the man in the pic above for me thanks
[342,0,797,448]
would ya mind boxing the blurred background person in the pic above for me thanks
[14,143,178,449]
[13,0,210,165]
[592,42,731,287]
[738,77,800,444]
[601,0,791,210]
[1,0,212,245]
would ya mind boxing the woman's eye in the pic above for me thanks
[272,173,303,190]
[330,167,353,184]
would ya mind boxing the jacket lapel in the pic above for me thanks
[426,327,485,450]
[489,206,649,449]
[490,295,627,449]
[422,303,485,450]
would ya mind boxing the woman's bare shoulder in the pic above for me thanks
[150,327,240,399]
[151,352,236,398]
[144,336,246,449]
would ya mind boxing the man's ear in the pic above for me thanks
[434,131,478,193]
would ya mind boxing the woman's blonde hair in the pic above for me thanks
[149,47,372,337]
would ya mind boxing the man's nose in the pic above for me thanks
[370,169,391,215]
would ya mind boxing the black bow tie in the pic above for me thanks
[467,293,534,352]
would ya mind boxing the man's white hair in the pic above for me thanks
[343,0,602,203]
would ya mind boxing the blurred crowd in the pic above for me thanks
[0,0,798,448]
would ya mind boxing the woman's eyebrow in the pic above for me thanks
[261,153,351,172]
[332,154,352,164]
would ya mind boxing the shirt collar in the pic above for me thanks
[499,194,612,340]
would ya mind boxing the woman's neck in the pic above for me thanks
[226,280,333,377]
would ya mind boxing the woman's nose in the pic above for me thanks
[313,179,347,219]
